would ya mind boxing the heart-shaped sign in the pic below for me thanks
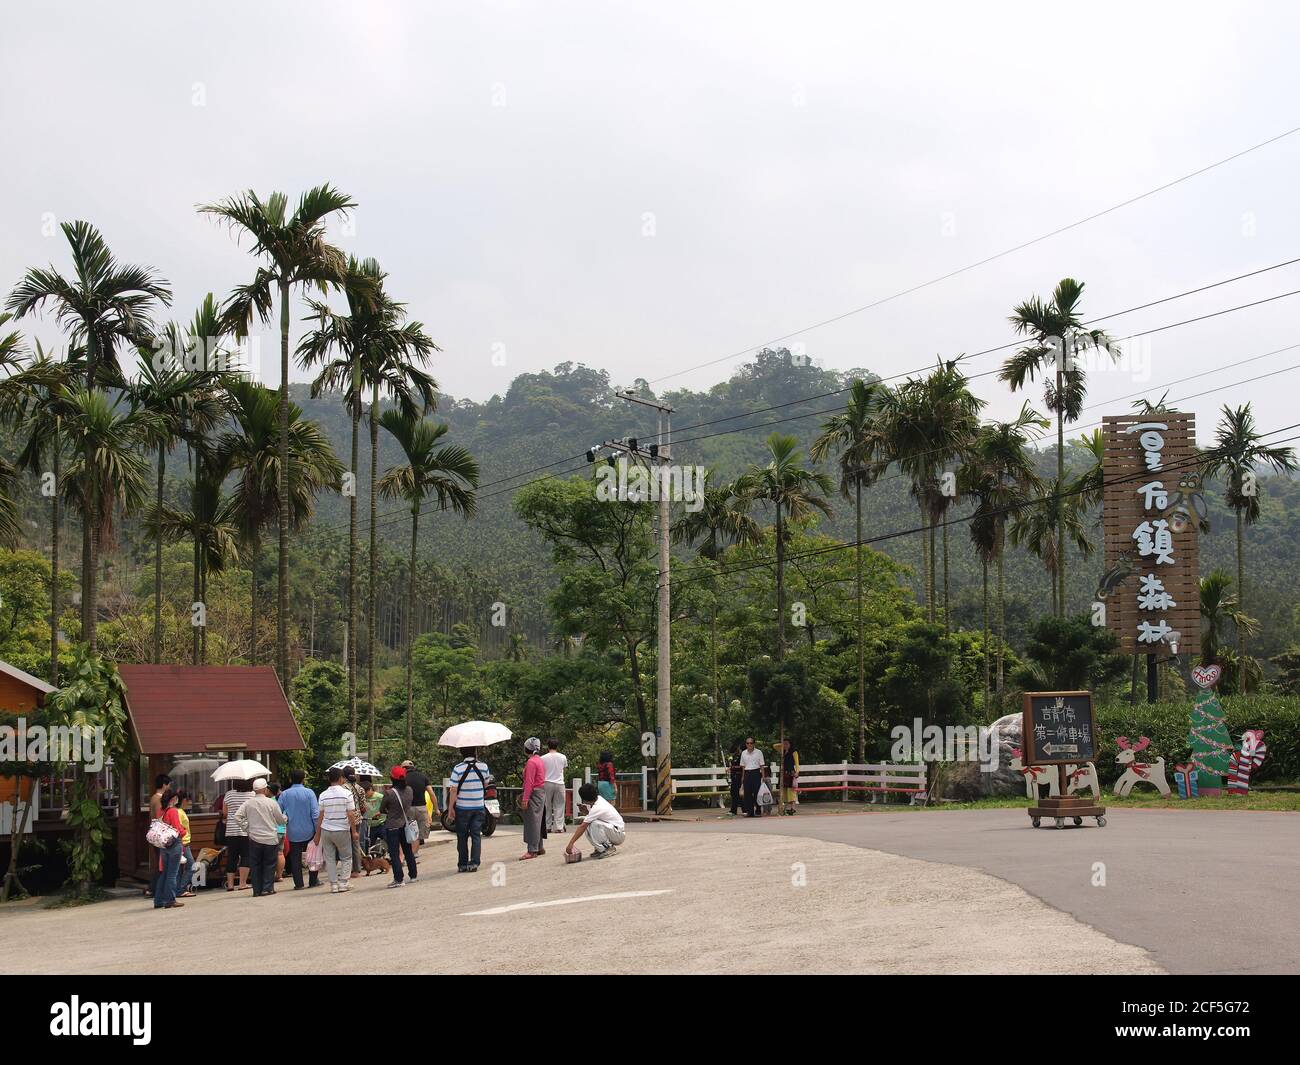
[1191,664,1222,689]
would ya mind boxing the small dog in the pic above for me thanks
[360,854,391,876]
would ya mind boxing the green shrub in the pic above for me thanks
[1095,695,1299,785]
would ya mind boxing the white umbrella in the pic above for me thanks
[438,720,512,748]
[169,757,222,777]
[210,758,271,782]
[330,757,382,777]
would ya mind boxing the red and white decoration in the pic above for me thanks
[1112,735,1171,797]
[1226,730,1267,796]
[1009,747,1058,799]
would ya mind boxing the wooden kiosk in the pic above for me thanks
[115,665,305,882]
[1023,690,1107,829]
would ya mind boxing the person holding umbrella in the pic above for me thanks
[446,746,491,872]
[520,736,547,861]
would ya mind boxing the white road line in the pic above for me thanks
[460,889,674,916]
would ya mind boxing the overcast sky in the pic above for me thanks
[3,1,1300,447]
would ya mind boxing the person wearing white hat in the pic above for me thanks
[235,778,287,897]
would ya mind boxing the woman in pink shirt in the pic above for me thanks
[520,737,547,860]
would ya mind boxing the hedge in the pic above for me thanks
[1094,695,1299,785]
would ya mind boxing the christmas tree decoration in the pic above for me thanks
[1226,730,1267,796]
[1173,763,1199,799]
[1187,663,1231,795]
[1113,736,1171,797]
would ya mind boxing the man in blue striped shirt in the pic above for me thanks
[446,747,490,873]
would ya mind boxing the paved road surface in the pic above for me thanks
[1,826,1161,975]
[651,808,1300,974]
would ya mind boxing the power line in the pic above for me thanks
[673,423,1300,588]
[665,255,1300,437]
[306,318,1300,548]
[646,124,1300,386]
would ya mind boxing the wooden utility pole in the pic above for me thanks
[598,390,674,816]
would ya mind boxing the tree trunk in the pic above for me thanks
[628,638,648,736]
[250,543,258,666]
[49,426,60,686]
[200,548,208,666]
[710,599,720,764]
[942,519,951,635]
[348,361,360,739]
[775,503,786,661]
[192,535,201,666]
[996,548,1006,704]
[982,557,990,716]
[276,279,291,686]
[919,505,930,621]
[1237,507,1247,695]
[406,506,419,758]
[154,445,164,663]
[1055,376,1066,618]
[368,381,380,756]
[855,479,865,763]
[85,525,98,654]
[81,333,95,648]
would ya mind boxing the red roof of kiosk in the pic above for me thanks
[117,665,304,755]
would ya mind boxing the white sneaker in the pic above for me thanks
[330,884,339,894]
[387,880,404,889]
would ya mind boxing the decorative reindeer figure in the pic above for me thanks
[1113,736,1170,797]
[1064,762,1100,799]
[1009,747,1059,799]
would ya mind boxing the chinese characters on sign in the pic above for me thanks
[1022,691,1097,764]
[1101,413,1201,658]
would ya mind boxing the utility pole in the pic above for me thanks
[591,389,675,816]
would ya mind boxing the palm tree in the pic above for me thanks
[811,378,886,759]
[671,473,761,762]
[0,333,76,682]
[200,186,354,685]
[1199,569,1259,686]
[876,361,983,626]
[214,379,344,670]
[297,256,421,741]
[1010,475,1093,616]
[377,412,478,757]
[58,390,157,650]
[145,470,240,665]
[5,221,170,635]
[1201,404,1297,694]
[960,404,1048,709]
[737,433,833,661]
[126,296,232,662]
[1000,279,1113,615]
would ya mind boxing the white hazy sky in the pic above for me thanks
[3,1,1300,446]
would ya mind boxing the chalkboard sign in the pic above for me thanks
[1022,691,1097,765]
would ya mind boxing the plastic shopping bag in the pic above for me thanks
[305,840,324,872]
[756,781,775,807]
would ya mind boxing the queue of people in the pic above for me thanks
[148,738,624,911]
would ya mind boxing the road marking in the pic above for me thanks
[460,889,674,916]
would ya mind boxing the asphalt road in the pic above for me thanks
[649,807,1300,974]
[0,824,1162,975]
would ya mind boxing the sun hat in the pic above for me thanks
[252,778,268,791]
[390,765,407,780]
[524,737,541,754]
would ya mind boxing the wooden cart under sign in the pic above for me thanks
[1022,691,1107,829]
